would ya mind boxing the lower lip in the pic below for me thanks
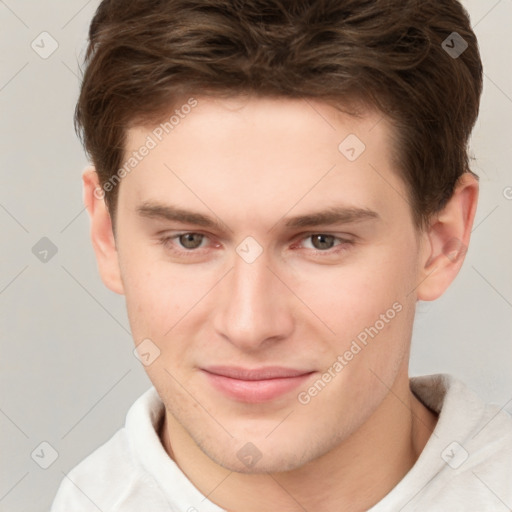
[202,371,314,403]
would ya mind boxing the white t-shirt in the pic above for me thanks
[51,374,512,511]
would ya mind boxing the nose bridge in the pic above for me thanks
[233,252,271,310]
[213,248,293,349]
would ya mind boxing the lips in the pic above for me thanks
[201,366,315,403]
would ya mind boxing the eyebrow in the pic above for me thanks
[282,206,380,229]
[137,202,228,231]
[136,202,380,231]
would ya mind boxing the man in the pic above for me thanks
[51,0,512,510]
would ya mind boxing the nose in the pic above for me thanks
[212,248,295,352]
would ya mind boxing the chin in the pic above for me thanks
[218,454,307,475]
[199,436,323,475]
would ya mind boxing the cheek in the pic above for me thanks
[299,245,416,338]
[122,262,214,388]
[299,266,416,419]
[121,256,208,340]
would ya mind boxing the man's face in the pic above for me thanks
[114,96,426,472]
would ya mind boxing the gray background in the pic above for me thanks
[0,1,511,511]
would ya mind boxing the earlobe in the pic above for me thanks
[82,167,125,295]
[416,172,479,301]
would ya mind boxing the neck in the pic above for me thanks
[159,372,438,512]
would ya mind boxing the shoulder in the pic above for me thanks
[411,374,512,508]
[439,376,512,502]
[50,387,170,511]
[51,428,142,511]
[372,374,512,511]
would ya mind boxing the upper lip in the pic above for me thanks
[203,366,314,381]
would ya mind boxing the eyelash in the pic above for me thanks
[158,232,354,257]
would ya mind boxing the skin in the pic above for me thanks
[83,96,478,511]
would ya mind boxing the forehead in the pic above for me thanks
[126,95,392,161]
[120,96,409,230]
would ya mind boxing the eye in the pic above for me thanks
[298,234,353,253]
[158,232,354,258]
[159,232,209,253]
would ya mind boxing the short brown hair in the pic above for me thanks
[75,0,483,230]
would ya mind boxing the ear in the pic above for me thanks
[82,167,124,295]
[416,172,479,301]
